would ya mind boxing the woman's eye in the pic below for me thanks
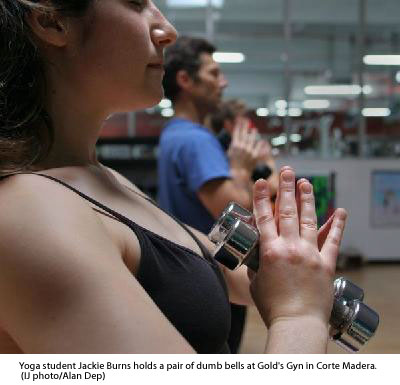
[129,0,145,9]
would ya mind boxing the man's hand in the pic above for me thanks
[227,117,265,173]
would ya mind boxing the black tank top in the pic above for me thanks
[1,173,231,353]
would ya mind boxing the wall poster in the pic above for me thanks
[371,170,400,227]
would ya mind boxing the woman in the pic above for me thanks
[0,0,347,354]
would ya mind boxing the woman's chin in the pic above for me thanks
[116,88,164,112]
[139,91,164,110]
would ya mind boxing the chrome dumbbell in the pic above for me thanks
[208,202,379,353]
[330,278,379,353]
[208,202,260,271]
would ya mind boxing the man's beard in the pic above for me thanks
[195,95,222,115]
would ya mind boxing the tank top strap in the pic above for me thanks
[121,184,214,263]
[1,172,214,264]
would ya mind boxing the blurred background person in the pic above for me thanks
[159,36,272,353]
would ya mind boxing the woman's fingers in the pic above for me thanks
[277,167,299,239]
[274,179,280,231]
[253,179,278,243]
[317,212,335,251]
[298,180,318,245]
[320,208,348,270]
[296,178,304,217]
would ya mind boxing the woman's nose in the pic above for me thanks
[151,6,178,47]
[152,23,178,47]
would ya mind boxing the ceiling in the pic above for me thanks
[154,0,400,115]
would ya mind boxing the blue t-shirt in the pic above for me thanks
[158,118,231,234]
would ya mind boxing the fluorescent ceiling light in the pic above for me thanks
[276,108,302,117]
[256,108,269,117]
[161,108,174,118]
[364,55,400,66]
[167,0,224,8]
[159,99,172,109]
[304,85,372,96]
[275,100,288,109]
[290,134,302,143]
[303,99,330,109]
[362,108,391,117]
[289,107,302,117]
[396,71,400,83]
[213,52,245,64]
[271,135,287,146]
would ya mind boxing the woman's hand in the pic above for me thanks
[249,166,347,329]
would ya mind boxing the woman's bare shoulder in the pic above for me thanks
[0,173,121,263]
[0,173,99,225]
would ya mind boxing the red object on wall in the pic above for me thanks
[135,111,166,137]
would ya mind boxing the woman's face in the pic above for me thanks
[64,0,177,113]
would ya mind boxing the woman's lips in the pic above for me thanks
[148,64,164,70]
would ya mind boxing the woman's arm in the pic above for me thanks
[0,175,195,354]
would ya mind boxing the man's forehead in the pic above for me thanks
[199,52,219,70]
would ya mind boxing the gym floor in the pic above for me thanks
[239,263,400,354]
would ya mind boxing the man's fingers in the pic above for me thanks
[320,208,348,270]
[245,129,257,150]
[253,179,278,242]
[253,140,265,158]
[256,140,270,161]
[231,124,241,146]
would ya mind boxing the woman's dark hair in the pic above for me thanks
[163,36,216,102]
[0,0,92,174]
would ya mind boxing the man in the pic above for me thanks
[158,36,267,353]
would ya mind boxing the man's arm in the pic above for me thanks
[197,124,265,218]
[197,176,253,219]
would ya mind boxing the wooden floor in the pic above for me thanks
[239,263,400,354]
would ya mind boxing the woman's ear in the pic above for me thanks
[25,8,68,47]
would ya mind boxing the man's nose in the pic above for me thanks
[219,74,228,89]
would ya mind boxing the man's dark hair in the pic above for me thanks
[163,36,216,102]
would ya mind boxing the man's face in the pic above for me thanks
[190,53,228,113]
